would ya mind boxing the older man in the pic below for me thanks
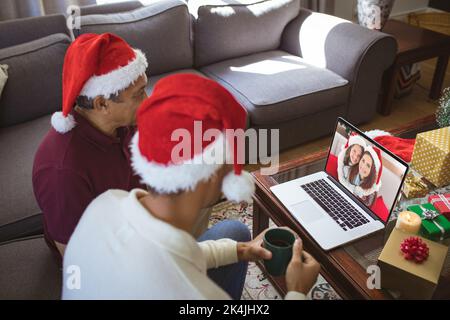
[32,33,149,261]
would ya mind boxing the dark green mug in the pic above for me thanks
[263,228,296,276]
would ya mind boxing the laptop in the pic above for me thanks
[270,118,409,250]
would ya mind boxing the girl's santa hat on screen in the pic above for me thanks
[130,73,255,203]
[345,133,366,149]
[51,33,148,133]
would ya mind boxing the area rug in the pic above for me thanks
[209,200,342,300]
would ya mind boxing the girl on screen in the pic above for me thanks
[348,146,383,208]
[337,133,366,188]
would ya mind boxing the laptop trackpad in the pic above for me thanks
[290,201,326,224]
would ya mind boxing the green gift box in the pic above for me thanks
[407,204,450,242]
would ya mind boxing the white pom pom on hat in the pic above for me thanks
[51,112,76,134]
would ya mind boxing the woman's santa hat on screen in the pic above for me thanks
[51,33,148,133]
[344,133,366,151]
[130,73,255,203]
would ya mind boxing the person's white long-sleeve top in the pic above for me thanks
[62,189,305,300]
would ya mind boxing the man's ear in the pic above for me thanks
[92,96,109,113]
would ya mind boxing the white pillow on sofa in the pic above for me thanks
[0,64,8,98]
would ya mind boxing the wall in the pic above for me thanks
[334,0,430,21]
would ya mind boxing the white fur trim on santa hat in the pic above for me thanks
[130,133,225,193]
[222,170,255,203]
[51,112,76,134]
[364,130,392,140]
[79,49,148,99]
[348,135,366,148]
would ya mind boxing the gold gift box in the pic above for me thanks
[411,127,450,187]
[402,172,431,199]
[378,229,448,299]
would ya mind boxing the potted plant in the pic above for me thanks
[357,0,396,30]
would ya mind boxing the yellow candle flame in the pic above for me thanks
[405,212,411,222]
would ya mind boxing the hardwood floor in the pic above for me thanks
[246,57,450,172]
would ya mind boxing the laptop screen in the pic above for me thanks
[325,119,409,223]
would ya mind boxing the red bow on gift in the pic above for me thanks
[400,237,429,263]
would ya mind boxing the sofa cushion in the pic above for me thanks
[79,0,193,76]
[190,0,300,67]
[145,68,206,95]
[201,50,350,125]
[0,236,61,299]
[0,14,69,50]
[0,115,51,230]
[0,34,70,128]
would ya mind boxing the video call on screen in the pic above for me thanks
[325,121,408,222]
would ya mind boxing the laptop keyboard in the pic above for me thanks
[301,179,370,231]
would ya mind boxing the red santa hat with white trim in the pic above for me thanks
[130,73,255,203]
[345,133,366,150]
[51,33,148,133]
[365,130,415,163]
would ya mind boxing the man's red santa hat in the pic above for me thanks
[130,73,255,203]
[51,33,148,133]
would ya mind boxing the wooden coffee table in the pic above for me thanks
[379,19,450,116]
[251,116,450,299]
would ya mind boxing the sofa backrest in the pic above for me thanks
[0,14,70,50]
[80,1,143,16]
[78,0,194,76]
[190,0,300,67]
[0,34,71,128]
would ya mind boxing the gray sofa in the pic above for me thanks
[0,0,396,299]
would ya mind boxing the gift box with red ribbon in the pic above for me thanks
[428,194,450,219]
[378,229,449,299]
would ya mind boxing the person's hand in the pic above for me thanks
[236,227,297,262]
[285,238,320,295]
[236,228,273,262]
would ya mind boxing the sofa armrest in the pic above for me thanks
[281,9,397,123]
